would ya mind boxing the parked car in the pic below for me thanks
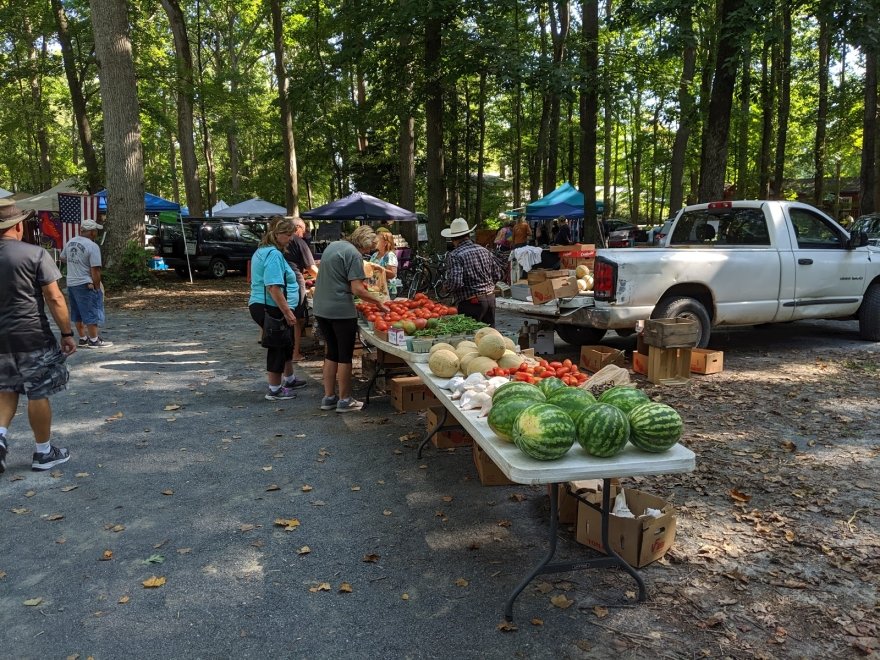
[155,219,260,278]
[653,218,675,246]
[851,213,880,247]
[603,219,638,247]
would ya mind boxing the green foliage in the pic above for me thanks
[104,241,154,289]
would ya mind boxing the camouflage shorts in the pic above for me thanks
[0,345,69,400]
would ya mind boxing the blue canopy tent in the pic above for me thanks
[95,190,181,213]
[526,202,587,218]
[525,182,604,216]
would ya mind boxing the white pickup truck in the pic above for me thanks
[497,200,880,347]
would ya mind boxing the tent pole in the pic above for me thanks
[181,214,194,283]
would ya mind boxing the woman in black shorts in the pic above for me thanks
[311,225,389,413]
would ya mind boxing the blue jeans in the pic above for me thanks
[68,284,106,326]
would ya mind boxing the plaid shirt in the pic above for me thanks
[445,239,503,303]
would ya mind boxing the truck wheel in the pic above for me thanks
[209,258,228,279]
[858,282,880,341]
[555,325,607,346]
[652,296,711,348]
[174,266,188,279]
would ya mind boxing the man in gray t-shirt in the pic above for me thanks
[60,218,113,348]
[0,199,77,473]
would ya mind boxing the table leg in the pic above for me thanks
[365,348,385,405]
[417,407,447,459]
[503,479,646,621]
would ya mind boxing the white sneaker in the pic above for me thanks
[336,397,364,413]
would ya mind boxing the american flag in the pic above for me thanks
[57,193,99,247]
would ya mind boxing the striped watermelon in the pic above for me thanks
[512,403,576,461]
[546,387,597,422]
[598,386,651,414]
[575,403,630,457]
[492,381,546,405]
[628,402,683,452]
[537,377,567,398]
[488,397,538,442]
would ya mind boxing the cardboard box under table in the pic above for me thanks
[359,328,428,404]
[580,345,626,373]
[389,376,438,412]
[408,361,695,619]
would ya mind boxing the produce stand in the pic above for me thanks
[358,325,428,404]
[409,361,696,620]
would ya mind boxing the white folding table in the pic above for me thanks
[409,362,696,620]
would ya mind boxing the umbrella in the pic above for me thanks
[301,192,416,221]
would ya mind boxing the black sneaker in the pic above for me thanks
[87,338,113,348]
[0,434,7,474]
[78,338,89,347]
[284,377,308,390]
[32,446,70,471]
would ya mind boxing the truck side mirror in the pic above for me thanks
[846,231,869,249]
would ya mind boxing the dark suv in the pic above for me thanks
[156,219,260,278]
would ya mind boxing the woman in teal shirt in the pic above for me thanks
[248,217,307,400]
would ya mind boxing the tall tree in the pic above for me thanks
[758,37,774,198]
[735,40,752,198]
[579,0,599,241]
[698,0,746,203]
[51,0,101,193]
[89,0,145,261]
[860,49,878,214]
[669,2,697,214]
[270,0,299,215]
[545,0,570,193]
[771,3,791,197]
[425,3,446,252]
[813,6,831,206]
[160,0,203,218]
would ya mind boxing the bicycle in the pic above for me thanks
[402,252,452,302]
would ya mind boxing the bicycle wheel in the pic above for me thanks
[406,267,426,298]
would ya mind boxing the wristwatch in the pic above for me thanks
[60,331,74,338]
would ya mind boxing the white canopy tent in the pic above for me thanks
[17,178,82,212]
[211,200,229,213]
[213,197,286,218]
[0,187,13,199]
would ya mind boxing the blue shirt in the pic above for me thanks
[248,246,299,308]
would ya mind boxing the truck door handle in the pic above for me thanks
[798,258,813,265]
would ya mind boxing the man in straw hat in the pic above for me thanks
[60,217,113,348]
[442,217,505,327]
[0,199,77,474]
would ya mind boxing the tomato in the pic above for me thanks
[514,372,531,382]
[549,361,563,369]
[562,359,572,368]
[518,363,529,372]
[375,321,389,331]
[538,359,549,368]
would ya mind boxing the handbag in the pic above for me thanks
[260,252,293,349]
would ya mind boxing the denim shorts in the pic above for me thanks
[68,284,106,326]
[0,345,69,400]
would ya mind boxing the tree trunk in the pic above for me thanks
[580,0,599,242]
[534,8,550,197]
[463,81,472,221]
[545,0,569,194]
[772,5,791,197]
[669,4,696,213]
[860,49,878,214]
[398,0,415,215]
[649,103,660,222]
[813,16,830,207]
[475,70,487,225]
[51,0,101,193]
[160,0,203,218]
[89,0,145,260]
[270,0,299,216]
[629,93,642,222]
[567,98,575,184]
[601,0,613,218]
[194,3,216,209]
[512,0,523,208]
[448,83,460,220]
[425,9,446,253]
[698,0,745,203]
[758,39,774,199]
[736,41,751,199]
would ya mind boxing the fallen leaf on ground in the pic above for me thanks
[383,510,392,516]
[309,582,331,592]
[46,514,64,521]
[339,582,353,593]
[163,404,181,411]
[239,524,255,532]
[23,598,43,606]
[531,618,544,626]
[24,490,36,498]
[551,594,574,609]
[11,508,29,515]
[401,593,409,600]
[176,548,191,554]
[118,595,130,604]
[497,621,518,632]
[142,576,166,588]
[108,524,125,533]
[105,412,124,421]
[161,489,174,496]
[455,578,469,587]
[298,546,311,555]
[728,488,752,503]
[261,466,272,472]
[75,473,89,478]
[274,518,300,530]
[593,605,609,618]
[362,554,380,563]
[442,496,453,502]
[99,550,113,561]
[509,493,526,502]
[497,519,511,527]
[350,485,361,491]
[142,554,165,564]
[60,485,78,493]
[265,484,280,492]
[301,485,313,492]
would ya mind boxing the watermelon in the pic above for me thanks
[546,387,597,422]
[511,403,576,461]
[492,381,545,405]
[487,397,537,442]
[628,402,683,452]
[575,403,630,457]
[598,386,651,414]
[537,377,567,398]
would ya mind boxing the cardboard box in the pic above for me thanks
[527,269,571,284]
[579,345,626,373]
[425,407,460,431]
[433,429,473,449]
[643,318,699,348]
[534,330,555,355]
[472,443,513,486]
[575,486,677,568]
[632,350,648,375]
[690,348,724,374]
[547,479,606,524]
[388,328,410,347]
[510,283,531,301]
[529,275,578,304]
[389,376,438,412]
[547,243,596,255]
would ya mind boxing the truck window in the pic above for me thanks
[788,209,844,249]
[671,209,769,246]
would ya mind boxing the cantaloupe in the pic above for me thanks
[428,349,459,378]
[429,342,456,355]
[466,356,499,376]
[455,340,478,353]
[577,278,588,291]
[458,351,481,373]
[502,336,516,351]
[498,351,525,370]
[474,327,502,344]
[583,275,594,291]
[476,333,506,360]
[576,264,591,279]
[455,343,479,360]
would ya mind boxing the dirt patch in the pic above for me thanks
[103,278,879,657]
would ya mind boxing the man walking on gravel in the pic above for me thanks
[60,218,112,348]
[0,200,77,473]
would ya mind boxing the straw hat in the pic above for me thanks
[440,217,474,238]
[0,199,35,230]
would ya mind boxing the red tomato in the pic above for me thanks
[562,359,572,368]
[514,372,530,382]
